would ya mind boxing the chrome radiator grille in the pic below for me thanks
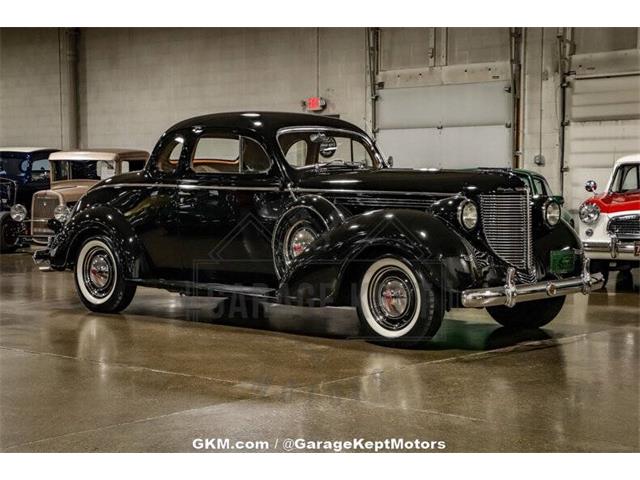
[608,215,640,239]
[480,192,533,271]
[31,193,61,237]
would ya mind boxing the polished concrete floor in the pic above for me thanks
[0,251,638,452]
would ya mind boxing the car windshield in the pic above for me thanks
[0,154,29,176]
[52,160,116,181]
[610,163,640,193]
[278,130,381,170]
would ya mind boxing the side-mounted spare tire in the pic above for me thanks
[272,196,345,278]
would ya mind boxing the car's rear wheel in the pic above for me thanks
[355,256,443,347]
[74,237,136,313]
[0,214,20,253]
[486,295,565,329]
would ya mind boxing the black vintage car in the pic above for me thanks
[1,147,59,252]
[34,112,603,346]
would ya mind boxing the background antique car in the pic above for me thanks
[1,147,60,252]
[511,168,575,228]
[35,112,603,346]
[10,149,149,244]
[578,154,640,285]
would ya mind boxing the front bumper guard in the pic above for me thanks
[583,235,639,259]
[461,258,604,308]
[32,248,52,271]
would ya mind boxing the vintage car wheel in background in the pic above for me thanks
[272,206,328,278]
[0,213,20,253]
[356,256,444,347]
[486,295,566,329]
[74,236,137,313]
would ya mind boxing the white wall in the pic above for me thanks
[78,28,368,151]
[0,28,63,148]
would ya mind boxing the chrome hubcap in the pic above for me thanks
[89,255,110,288]
[368,266,416,331]
[378,278,409,318]
[82,247,114,299]
[284,221,317,265]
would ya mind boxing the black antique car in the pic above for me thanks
[1,147,59,252]
[34,112,603,346]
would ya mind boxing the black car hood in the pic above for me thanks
[295,168,526,195]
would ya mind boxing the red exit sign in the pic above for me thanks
[305,96,326,112]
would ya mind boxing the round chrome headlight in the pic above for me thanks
[579,202,600,224]
[544,200,561,227]
[53,205,71,223]
[9,204,27,222]
[458,200,478,230]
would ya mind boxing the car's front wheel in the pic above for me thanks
[486,295,565,329]
[0,213,20,253]
[355,256,443,347]
[74,237,136,313]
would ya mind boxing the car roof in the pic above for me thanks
[614,154,640,166]
[49,149,150,162]
[166,111,367,137]
[0,147,58,154]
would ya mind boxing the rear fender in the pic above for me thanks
[277,209,476,306]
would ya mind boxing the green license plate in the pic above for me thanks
[550,250,576,275]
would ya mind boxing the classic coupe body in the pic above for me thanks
[579,155,640,283]
[34,112,603,345]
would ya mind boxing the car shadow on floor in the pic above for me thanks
[123,295,559,352]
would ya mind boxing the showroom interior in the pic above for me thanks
[0,27,638,452]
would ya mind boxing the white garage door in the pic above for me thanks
[376,81,513,169]
[563,74,640,212]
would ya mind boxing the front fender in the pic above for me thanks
[49,205,147,278]
[278,209,476,306]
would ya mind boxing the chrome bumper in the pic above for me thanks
[583,235,639,259]
[32,248,52,272]
[461,258,604,308]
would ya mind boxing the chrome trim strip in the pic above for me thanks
[293,188,451,197]
[90,183,281,192]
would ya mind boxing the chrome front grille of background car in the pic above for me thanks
[480,192,533,272]
[332,195,435,210]
[608,215,640,239]
[31,192,62,238]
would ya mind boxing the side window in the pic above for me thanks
[533,177,546,195]
[191,135,240,174]
[620,165,639,191]
[30,159,50,181]
[242,138,271,173]
[156,137,185,173]
[284,140,309,167]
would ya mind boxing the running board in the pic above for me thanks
[130,278,276,299]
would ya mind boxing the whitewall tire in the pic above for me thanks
[74,236,136,313]
[356,255,443,347]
